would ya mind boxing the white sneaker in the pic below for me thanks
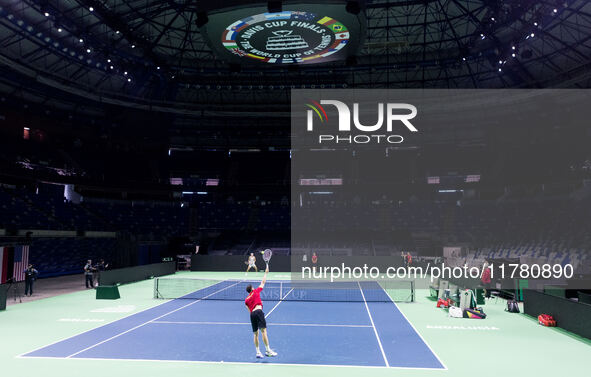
[256,351,264,359]
[265,349,277,357]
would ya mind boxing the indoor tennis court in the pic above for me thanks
[20,278,444,369]
[1,271,588,377]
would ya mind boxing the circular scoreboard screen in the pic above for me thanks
[200,3,366,65]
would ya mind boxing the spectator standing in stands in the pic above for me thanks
[84,260,94,288]
[24,264,38,296]
[311,252,318,272]
[481,261,492,298]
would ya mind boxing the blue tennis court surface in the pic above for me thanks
[22,280,445,369]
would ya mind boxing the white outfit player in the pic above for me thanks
[245,252,258,275]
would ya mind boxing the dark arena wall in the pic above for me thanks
[523,289,591,340]
[191,255,292,272]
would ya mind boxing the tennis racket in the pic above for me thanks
[263,249,273,268]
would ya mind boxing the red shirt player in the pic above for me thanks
[481,262,492,298]
[406,252,412,266]
[245,265,277,358]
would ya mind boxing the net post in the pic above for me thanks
[153,277,158,299]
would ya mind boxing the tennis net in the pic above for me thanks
[154,278,414,303]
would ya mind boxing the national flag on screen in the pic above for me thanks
[335,32,350,40]
[264,12,291,21]
[12,245,29,282]
[0,247,10,284]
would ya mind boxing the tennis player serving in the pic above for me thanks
[245,264,277,358]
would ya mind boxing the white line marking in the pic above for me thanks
[264,288,293,318]
[17,355,446,370]
[16,281,210,358]
[382,286,448,370]
[426,325,500,331]
[65,280,242,359]
[357,282,389,368]
[151,321,372,328]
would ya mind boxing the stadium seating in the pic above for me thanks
[1,185,590,268]
[29,237,117,277]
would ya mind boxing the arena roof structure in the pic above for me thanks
[0,0,590,115]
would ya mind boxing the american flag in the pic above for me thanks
[0,246,9,283]
[12,245,30,282]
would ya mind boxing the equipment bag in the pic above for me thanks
[460,289,476,311]
[463,307,487,319]
[437,298,452,308]
[449,306,463,318]
[506,300,520,313]
[538,314,557,327]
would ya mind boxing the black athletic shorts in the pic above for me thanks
[250,309,267,332]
